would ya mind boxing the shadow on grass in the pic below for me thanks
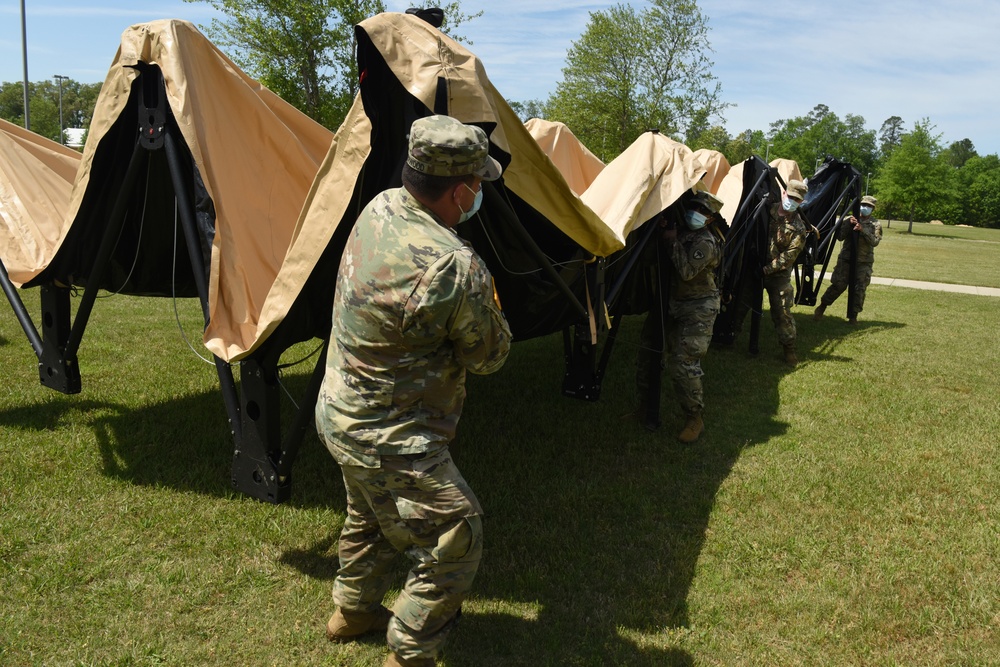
[278,315,804,665]
[797,311,905,365]
[0,305,905,665]
[0,373,343,508]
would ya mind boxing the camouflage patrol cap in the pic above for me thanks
[692,190,724,214]
[406,115,502,181]
[786,179,808,200]
[861,195,878,207]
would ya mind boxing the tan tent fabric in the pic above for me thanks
[238,12,624,360]
[23,20,333,360]
[244,95,372,360]
[0,119,82,285]
[770,158,803,187]
[580,132,705,244]
[524,118,604,196]
[692,148,730,194]
[716,159,749,227]
[716,157,805,227]
[353,12,620,257]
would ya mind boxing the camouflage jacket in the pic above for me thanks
[669,225,723,301]
[763,203,809,276]
[315,187,512,468]
[836,214,882,264]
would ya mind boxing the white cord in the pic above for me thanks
[171,198,214,365]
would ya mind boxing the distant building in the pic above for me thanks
[64,128,86,149]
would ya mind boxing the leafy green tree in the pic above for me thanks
[1,78,100,146]
[943,138,977,168]
[878,115,904,158]
[185,1,481,130]
[184,0,381,129]
[767,104,877,178]
[509,99,546,122]
[545,0,727,162]
[954,154,1000,227]
[872,118,956,230]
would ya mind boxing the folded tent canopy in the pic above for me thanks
[711,154,861,353]
[691,148,730,195]
[523,118,605,197]
[0,118,82,285]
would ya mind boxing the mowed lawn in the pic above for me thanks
[1,224,998,666]
[871,221,1000,288]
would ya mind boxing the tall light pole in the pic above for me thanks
[54,74,68,144]
[20,0,30,130]
[866,172,871,196]
[765,142,772,162]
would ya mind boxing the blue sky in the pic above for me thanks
[4,0,999,155]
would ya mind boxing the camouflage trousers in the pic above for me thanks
[333,448,483,662]
[821,259,874,317]
[637,295,720,415]
[731,269,797,346]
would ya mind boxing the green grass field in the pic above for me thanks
[1,226,998,666]
[872,221,1000,288]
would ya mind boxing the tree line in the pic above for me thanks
[0,78,101,146]
[3,0,998,227]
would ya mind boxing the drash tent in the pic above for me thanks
[15,19,333,353]
[582,131,706,246]
[567,131,708,407]
[0,118,82,285]
[796,157,863,307]
[2,12,712,502]
[524,117,605,196]
[712,155,861,352]
[215,10,710,472]
[0,19,335,502]
[691,148,730,195]
[262,9,626,362]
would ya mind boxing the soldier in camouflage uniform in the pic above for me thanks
[637,190,725,443]
[730,179,811,365]
[315,115,511,667]
[814,195,882,324]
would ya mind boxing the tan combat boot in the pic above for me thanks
[813,303,826,321]
[384,652,436,667]
[782,343,798,366]
[677,412,704,443]
[326,605,392,642]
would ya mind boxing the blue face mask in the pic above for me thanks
[782,195,800,212]
[458,183,483,223]
[860,205,873,217]
[684,209,708,230]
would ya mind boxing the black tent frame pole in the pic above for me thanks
[162,127,243,445]
[748,204,767,356]
[62,141,147,361]
[0,260,44,356]
[273,340,329,481]
[605,215,660,306]
[730,167,770,234]
[504,210,588,320]
[721,196,767,276]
